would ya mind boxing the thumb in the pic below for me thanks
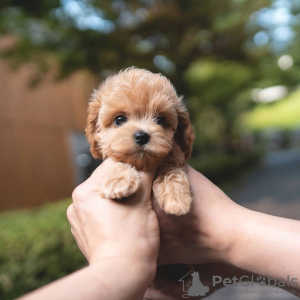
[87,158,116,183]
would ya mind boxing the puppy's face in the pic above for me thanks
[86,68,194,171]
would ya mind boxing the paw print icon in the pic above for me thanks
[256,276,266,286]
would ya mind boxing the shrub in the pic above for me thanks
[0,199,86,300]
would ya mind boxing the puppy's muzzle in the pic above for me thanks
[134,131,150,146]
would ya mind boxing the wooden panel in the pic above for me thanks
[0,119,23,210]
[0,57,97,211]
[0,121,74,211]
[68,71,98,132]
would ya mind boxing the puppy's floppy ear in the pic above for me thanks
[174,97,195,160]
[85,97,102,159]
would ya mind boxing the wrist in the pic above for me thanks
[181,166,244,265]
[89,242,158,281]
[200,201,245,265]
[83,258,156,300]
[92,256,157,284]
[217,204,249,266]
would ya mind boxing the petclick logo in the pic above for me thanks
[212,275,298,288]
[179,271,209,298]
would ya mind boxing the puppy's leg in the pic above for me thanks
[101,162,140,199]
[153,166,192,215]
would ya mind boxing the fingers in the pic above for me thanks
[67,204,88,259]
[66,203,75,223]
[71,228,84,253]
[133,171,153,205]
[139,170,154,187]
[88,158,116,182]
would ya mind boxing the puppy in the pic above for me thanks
[86,67,195,215]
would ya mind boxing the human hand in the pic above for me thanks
[67,159,159,277]
[153,165,240,265]
[152,165,300,298]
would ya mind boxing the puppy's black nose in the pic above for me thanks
[134,131,150,146]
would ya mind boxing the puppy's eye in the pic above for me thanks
[113,115,127,127]
[155,116,166,126]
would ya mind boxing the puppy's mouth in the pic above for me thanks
[136,145,150,153]
[109,145,163,171]
[114,145,155,157]
[105,131,173,171]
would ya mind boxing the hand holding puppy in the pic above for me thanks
[67,158,159,272]
[153,165,238,266]
[22,159,160,300]
[67,160,300,300]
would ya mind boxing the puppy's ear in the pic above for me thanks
[174,97,195,160]
[85,97,102,159]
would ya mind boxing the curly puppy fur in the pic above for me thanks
[86,67,195,215]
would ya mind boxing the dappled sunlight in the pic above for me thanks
[244,91,300,129]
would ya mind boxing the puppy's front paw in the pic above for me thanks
[153,170,192,215]
[101,163,140,199]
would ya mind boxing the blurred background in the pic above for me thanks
[0,0,299,299]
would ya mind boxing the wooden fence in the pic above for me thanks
[0,58,97,211]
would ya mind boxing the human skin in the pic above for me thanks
[145,165,300,298]
[19,163,300,300]
[19,159,160,300]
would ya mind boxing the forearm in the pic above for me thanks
[189,167,300,293]
[19,259,156,300]
[227,206,300,294]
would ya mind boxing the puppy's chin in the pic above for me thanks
[105,132,173,171]
[110,151,162,172]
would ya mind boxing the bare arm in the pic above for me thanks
[150,165,300,297]
[20,259,153,300]
[230,206,300,295]
[20,159,159,300]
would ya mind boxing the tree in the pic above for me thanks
[0,0,268,94]
[6,0,297,159]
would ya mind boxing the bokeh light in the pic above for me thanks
[278,54,294,70]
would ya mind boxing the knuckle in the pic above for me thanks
[72,184,85,201]
[66,204,74,221]
[70,227,75,237]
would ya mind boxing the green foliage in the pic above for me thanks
[185,60,255,154]
[185,60,253,106]
[0,0,274,157]
[0,200,86,300]
[189,151,261,185]
[244,90,300,130]
[0,0,267,94]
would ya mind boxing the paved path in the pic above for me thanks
[206,148,300,300]
[229,148,300,220]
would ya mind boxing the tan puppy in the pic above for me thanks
[86,67,195,215]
